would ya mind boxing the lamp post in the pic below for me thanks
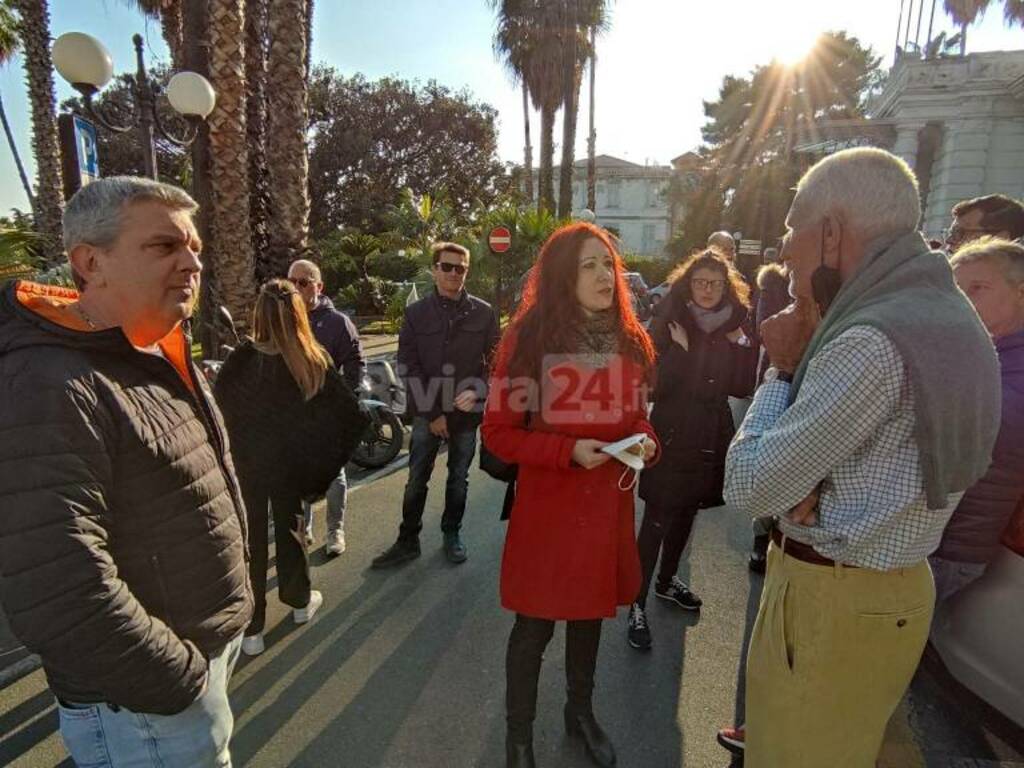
[52,32,216,181]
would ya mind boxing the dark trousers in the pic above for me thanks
[636,502,699,607]
[398,417,477,542]
[505,613,603,742]
[241,481,311,635]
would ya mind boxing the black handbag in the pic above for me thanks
[479,442,518,483]
[479,413,529,520]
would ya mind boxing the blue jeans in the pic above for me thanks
[58,634,243,768]
[302,467,348,536]
[399,417,477,542]
[929,555,987,603]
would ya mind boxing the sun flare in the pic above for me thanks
[774,29,822,67]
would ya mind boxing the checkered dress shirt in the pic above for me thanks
[725,325,961,570]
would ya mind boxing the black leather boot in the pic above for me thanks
[565,704,617,767]
[506,728,537,768]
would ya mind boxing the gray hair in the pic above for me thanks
[287,258,322,281]
[62,176,198,252]
[789,148,921,242]
[950,237,1024,286]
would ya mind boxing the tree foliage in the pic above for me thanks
[675,31,883,257]
[307,68,508,239]
[944,0,1024,27]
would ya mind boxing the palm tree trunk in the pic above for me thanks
[246,0,270,280]
[267,0,312,276]
[13,0,64,265]
[161,1,184,68]
[539,104,556,214]
[207,0,257,332]
[0,91,34,210]
[557,0,578,219]
[522,81,533,203]
[586,24,596,212]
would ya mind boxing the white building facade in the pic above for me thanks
[538,155,673,257]
[799,50,1024,239]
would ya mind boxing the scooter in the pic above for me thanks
[350,358,405,469]
[197,306,239,385]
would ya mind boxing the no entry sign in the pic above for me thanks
[489,226,512,254]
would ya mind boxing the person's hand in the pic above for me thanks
[572,439,611,470]
[429,414,449,439]
[787,487,820,526]
[453,389,477,413]
[760,296,820,373]
[641,436,657,462]
[668,321,689,351]
[726,327,745,344]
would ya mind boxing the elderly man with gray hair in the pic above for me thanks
[723,148,1001,766]
[0,176,252,767]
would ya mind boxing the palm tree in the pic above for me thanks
[491,0,534,203]
[245,0,270,279]
[944,0,1024,26]
[557,0,606,218]
[0,2,33,210]
[11,0,64,264]
[125,0,184,68]
[206,0,257,330]
[266,0,312,277]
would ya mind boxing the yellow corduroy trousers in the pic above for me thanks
[744,539,934,768]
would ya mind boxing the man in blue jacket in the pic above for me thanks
[288,259,365,556]
[373,242,500,567]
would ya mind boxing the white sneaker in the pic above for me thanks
[325,530,346,556]
[293,590,323,624]
[241,634,265,656]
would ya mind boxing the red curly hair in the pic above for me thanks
[499,222,655,380]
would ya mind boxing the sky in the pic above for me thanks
[1,0,1022,214]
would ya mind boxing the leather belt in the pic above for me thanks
[771,527,858,569]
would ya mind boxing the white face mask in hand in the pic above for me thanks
[602,434,646,492]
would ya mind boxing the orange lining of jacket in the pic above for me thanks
[14,281,196,393]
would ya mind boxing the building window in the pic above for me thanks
[607,179,621,208]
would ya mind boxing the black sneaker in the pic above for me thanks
[371,539,421,569]
[627,603,652,650]
[443,532,468,564]
[655,576,702,610]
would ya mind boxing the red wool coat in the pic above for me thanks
[482,348,657,621]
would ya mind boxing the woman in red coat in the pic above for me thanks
[483,223,657,768]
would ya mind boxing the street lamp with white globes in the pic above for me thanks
[52,32,216,181]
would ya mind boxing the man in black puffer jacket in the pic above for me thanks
[0,177,252,767]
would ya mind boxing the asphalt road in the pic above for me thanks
[1,449,1023,767]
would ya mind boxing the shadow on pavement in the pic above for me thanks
[0,688,57,764]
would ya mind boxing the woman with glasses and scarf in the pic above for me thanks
[626,249,756,651]
[214,279,365,656]
[483,223,658,768]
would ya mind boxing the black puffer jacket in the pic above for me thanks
[213,341,368,498]
[639,300,756,509]
[0,282,252,715]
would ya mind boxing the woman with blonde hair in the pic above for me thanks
[215,279,365,656]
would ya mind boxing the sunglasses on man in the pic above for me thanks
[290,277,317,289]
[437,261,467,275]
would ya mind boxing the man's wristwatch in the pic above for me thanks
[765,367,794,384]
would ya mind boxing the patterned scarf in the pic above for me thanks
[571,309,620,368]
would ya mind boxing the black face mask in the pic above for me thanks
[810,221,842,315]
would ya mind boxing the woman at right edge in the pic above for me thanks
[483,222,658,768]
